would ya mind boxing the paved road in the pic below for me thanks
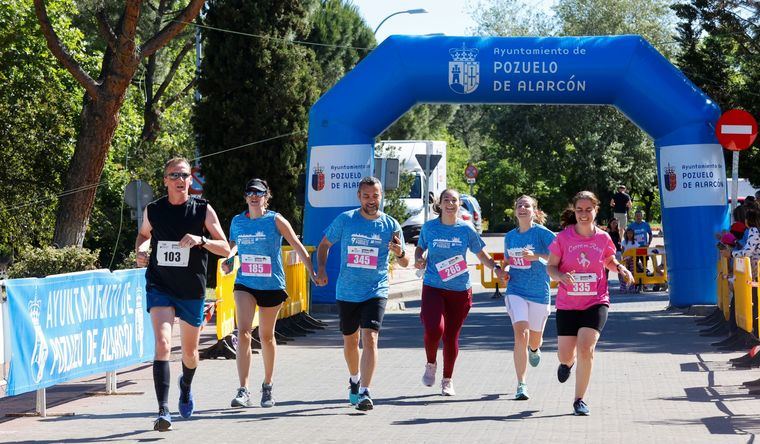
[1,281,758,443]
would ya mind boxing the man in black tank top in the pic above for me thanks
[135,157,230,431]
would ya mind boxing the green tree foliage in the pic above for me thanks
[467,0,669,226]
[195,0,320,232]
[0,0,92,252]
[381,105,457,140]
[672,0,760,187]
[306,0,375,92]
[8,246,99,278]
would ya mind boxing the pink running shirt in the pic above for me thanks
[548,226,616,310]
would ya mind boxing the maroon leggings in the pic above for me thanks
[420,285,473,378]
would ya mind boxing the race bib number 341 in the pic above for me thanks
[567,272,598,296]
[157,241,190,267]
[508,248,532,270]
[347,246,379,269]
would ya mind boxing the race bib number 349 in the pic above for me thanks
[157,241,190,267]
[567,272,598,296]
[347,246,379,269]
[435,255,468,282]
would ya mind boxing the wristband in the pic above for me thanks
[200,236,206,247]
[396,250,406,259]
[493,263,502,270]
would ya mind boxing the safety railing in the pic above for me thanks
[621,247,668,291]
[204,246,324,359]
[475,252,558,299]
[717,257,731,321]
[0,269,154,416]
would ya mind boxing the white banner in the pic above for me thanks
[307,144,373,208]
[659,144,727,208]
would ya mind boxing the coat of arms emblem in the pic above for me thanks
[449,44,479,94]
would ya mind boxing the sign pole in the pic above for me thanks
[731,151,739,219]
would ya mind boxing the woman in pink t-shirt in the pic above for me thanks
[547,191,633,416]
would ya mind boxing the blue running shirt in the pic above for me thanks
[418,218,485,291]
[229,211,286,290]
[325,209,403,302]
[503,224,556,304]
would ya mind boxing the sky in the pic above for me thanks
[349,1,479,43]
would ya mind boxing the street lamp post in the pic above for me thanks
[374,8,428,35]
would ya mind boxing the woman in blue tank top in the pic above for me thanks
[223,178,316,408]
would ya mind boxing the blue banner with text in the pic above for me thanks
[5,268,154,396]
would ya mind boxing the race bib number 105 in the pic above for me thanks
[156,241,190,267]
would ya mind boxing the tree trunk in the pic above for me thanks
[53,70,136,247]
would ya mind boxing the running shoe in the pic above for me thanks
[231,387,253,408]
[422,362,437,387]
[348,378,360,405]
[261,383,275,408]
[573,398,590,416]
[528,348,541,367]
[557,363,573,383]
[178,376,195,419]
[153,407,172,432]
[514,382,529,400]
[356,390,373,411]
[441,378,455,396]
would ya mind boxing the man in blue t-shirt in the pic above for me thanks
[627,210,652,247]
[315,177,409,412]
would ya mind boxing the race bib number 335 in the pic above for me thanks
[347,246,379,269]
[157,241,190,267]
[566,272,598,296]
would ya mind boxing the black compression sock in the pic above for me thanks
[153,360,170,410]
[181,361,197,388]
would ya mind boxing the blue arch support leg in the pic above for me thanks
[304,35,726,306]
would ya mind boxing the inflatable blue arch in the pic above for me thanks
[304,35,728,307]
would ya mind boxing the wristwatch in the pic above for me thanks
[396,250,406,259]
[494,263,502,270]
[200,236,206,247]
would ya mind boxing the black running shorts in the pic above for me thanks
[556,304,609,336]
[336,297,388,335]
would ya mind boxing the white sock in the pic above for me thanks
[350,374,360,384]
[359,386,369,394]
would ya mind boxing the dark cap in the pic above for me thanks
[245,178,268,193]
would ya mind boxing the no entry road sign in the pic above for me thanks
[716,109,758,151]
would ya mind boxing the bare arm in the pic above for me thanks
[604,255,633,283]
[315,236,333,286]
[414,246,426,270]
[199,204,231,257]
[389,233,409,268]
[134,207,153,267]
[547,253,574,285]
[276,215,317,281]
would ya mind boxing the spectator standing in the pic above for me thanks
[610,185,632,239]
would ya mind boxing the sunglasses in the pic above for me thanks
[245,190,267,197]
[165,172,191,180]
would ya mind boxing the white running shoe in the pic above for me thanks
[231,387,254,407]
[441,378,455,396]
[422,362,437,387]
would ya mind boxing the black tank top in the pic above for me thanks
[145,196,208,299]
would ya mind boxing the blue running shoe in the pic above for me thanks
[260,383,275,408]
[573,398,589,416]
[178,376,194,419]
[348,378,360,405]
[356,390,373,411]
[153,407,172,432]
[557,363,573,383]
[528,348,541,367]
[514,383,529,400]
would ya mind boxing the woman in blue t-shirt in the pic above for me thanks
[414,189,504,396]
[222,178,316,409]
[503,195,556,400]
